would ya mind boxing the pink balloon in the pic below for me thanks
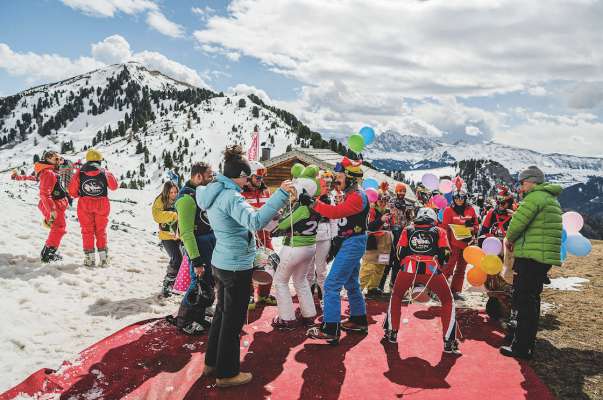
[562,211,583,234]
[439,179,453,194]
[433,194,448,209]
[482,236,502,255]
[421,173,439,190]
[365,188,379,203]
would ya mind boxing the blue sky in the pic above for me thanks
[1,0,602,157]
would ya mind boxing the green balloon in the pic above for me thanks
[302,164,319,178]
[291,163,304,178]
[314,178,321,196]
[348,134,365,153]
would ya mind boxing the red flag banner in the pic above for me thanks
[247,130,259,161]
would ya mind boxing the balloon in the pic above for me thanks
[432,194,448,209]
[348,134,365,153]
[482,237,503,256]
[467,267,487,287]
[291,163,304,178]
[480,255,503,275]
[365,188,379,203]
[362,178,379,190]
[359,126,376,145]
[463,246,485,266]
[562,211,584,234]
[439,179,453,194]
[293,177,317,199]
[562,229,568,243]
[302,164,319,178]
[438,208,444,222]
[560,241,567,262]
[566,233,592,257]
[421,173,439,190]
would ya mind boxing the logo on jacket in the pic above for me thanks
[409,230,436,254]
[82,180,104,196]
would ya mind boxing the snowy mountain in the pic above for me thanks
[367,130,603,187]
[0,62,330,188]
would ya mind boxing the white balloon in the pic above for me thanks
[294,177,317,197]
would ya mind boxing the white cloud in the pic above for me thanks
[0,35,207,88]
[192,6,215,17]
[228,83,272,104]
[567,82,603,109]
[61,0,157,17]
[91,34,132,64]
[191,0,603,155]
[61,0,184,39]
[146,11,185,38]
[0,43,103,83]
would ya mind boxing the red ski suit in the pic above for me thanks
[35,163,69,248]
[68,164,118,251]
[242,186,273,298]
[441,205,479,293]
[384,224,457,341]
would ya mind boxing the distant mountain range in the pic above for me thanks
[366,130,603,187]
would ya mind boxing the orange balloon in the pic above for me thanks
[467,267,487,287]
[463,245,485,266]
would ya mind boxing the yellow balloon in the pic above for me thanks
[480,255,503,275]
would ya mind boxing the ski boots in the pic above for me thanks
[382,329,398,344]
[341,315,369,334]
[181,321,205,336]
[83,251,95,267]
[41,246,62,263]
[444,339,461,355]
[271,316,297,332]
[307,323,340,345]
[98,248,109,267]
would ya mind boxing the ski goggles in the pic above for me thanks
[253,167,267,177]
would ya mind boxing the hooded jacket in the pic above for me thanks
[506,183,563,266]
[35,162,68,216]
[196,174,288,270]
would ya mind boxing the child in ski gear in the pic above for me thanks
[68,149,118,267]
[152,181,183,297]
[196,145,293,386]
[36,150,69,263]
[174,162,216,335]
[241,160,277,308]
[383,208,459,354]
[306,157,370,344]
[441,189,478,300]
[500,166,562,360]
[271,166,321,330]
[360,192,392,297]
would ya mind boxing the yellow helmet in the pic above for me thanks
[86,148,103,162]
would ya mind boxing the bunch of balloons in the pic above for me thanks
[362,177,379,202]
[291,163,320,197]
[464,238,505,286]
[347,126,375,153]
[561,211,592,258]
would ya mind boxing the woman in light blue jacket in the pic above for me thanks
[195,145,293,388]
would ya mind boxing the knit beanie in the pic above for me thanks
[518,165,545,184]
[222,145,252,179]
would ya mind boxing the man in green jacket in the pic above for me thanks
[500,165,562,360]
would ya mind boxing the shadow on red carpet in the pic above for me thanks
[0,300,555,400]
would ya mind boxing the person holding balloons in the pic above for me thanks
[499,165,563,360]
[305,156,371,344]
[382,207,460,354]
[442,189,479,301]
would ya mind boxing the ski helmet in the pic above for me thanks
[452,190,468,202]
[415,207,438,225]
[249,160,267,177]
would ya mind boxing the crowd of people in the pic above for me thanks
[15,144,563,388]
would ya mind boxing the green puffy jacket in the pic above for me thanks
[506,183,563,266]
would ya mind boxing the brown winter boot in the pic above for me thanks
[216,372,253,388]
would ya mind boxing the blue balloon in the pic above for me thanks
[361,177,379,190]
[359,126,376,146]
[560,242,567,262]
[438,209,444,222]
[562,229,568,243]
[566,233,592,257]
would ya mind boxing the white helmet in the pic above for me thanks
[249,160,267,177]
[415,207,437,224]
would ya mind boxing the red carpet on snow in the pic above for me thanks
[1,300,554,400]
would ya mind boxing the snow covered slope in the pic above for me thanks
[0,181,179,392]
[368,130,603,186]
[0,62,298,188]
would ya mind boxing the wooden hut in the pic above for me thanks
[262,148,415,201]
